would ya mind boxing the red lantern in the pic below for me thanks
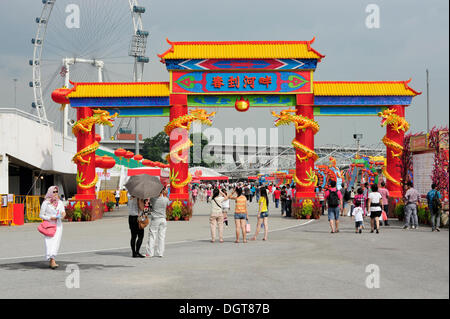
[102,156,116,169]
[133,154,143,162]
[114,148,127,158]
[124,151,134,160]
[51,87,72,104]
[235,97,250,112]
[95,134,101,142]
[142,159,152,166]
[95,155,104,168]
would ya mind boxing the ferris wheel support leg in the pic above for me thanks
[63,60,71,138]
[63,106,69,138]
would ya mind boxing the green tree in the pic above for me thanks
[141,131,170,162]
[190,132,217,168]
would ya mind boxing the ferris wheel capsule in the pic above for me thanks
[133,6,145,13]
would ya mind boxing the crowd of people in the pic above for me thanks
[315,180,444,234]
[37,179,444,269]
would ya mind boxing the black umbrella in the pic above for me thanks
[124,174,164,199]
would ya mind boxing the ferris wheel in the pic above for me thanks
[30,0,149,138]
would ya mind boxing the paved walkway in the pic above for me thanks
[0,199,448,299]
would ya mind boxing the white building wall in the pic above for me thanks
[0,111,80,194]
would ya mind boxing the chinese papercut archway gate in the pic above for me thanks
[52,38,420,211]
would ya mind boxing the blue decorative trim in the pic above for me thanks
[314,96,413,106]
[69,97,170,107]
[101,107,169,117]
[277,59,317,70]
[315,106,387,116]
[166,59,204,70]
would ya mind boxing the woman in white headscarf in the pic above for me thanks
[39,186,65,269]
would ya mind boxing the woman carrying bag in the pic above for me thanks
[367,184,383,233]
[39,186,66,269]
[128,196,146,258]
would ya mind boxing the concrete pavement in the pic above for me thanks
[0,199,448,299]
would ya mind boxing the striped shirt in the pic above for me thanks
[235,195,247,213]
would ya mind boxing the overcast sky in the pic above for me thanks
[0,0,448,147]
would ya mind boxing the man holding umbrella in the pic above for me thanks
[125,174,165,258]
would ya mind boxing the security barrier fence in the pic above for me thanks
[0,201,13,225]
[96,190,128,204]
[0,191,128,226]
[25,196,43,222]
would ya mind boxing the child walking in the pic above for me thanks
[352,203,364,233]
[352,187,365,233]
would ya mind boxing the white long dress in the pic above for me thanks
[39,200,65,261]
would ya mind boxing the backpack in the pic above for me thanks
[327,190,340,208]
[431,191,442,213]
[343,189,351,202]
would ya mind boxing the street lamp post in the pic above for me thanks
[353,133,363,158]
[426,69,430,133]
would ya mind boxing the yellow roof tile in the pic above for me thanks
[314,81,421,96]
[67,82,170,98]
[158,39,325,61]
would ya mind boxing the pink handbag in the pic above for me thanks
[38,220,57,237]
[246,220,251,233]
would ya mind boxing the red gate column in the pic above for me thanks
[168,94,189,201]
[295,94,316,199]
[75,107,96,200]
[384,105,406,198]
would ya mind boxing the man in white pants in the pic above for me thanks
[146,188,170,258]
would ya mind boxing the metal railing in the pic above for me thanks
[0,108,54,126]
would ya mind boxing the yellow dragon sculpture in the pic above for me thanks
[272,109,319,187]
[378,108,410,133]
[378,108,409,187]
[164,108,215,188]
[72,109,117,189]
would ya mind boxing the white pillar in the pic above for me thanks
[63,60,70,138]
[0,153,9,194]
[97,64,105,140]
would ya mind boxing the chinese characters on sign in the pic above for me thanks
[213,75,263,89]
[172,71,311,94]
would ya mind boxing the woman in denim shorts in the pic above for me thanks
[230,187,248,243]
[251,186,270,241]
